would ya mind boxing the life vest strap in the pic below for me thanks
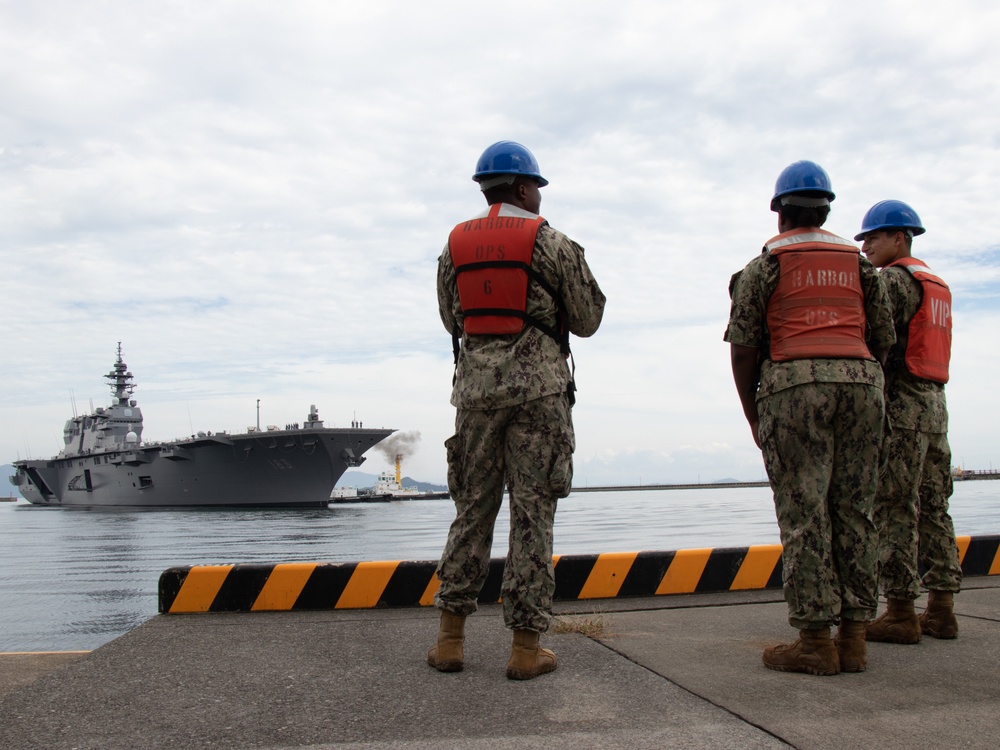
[460,308,563,343]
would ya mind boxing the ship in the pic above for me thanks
[330,454,449,503]
[8,345,395,508]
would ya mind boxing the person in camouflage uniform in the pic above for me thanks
[725,161,895,676]
[427,141,605,680]
[856,200,962,644]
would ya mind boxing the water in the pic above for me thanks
[1,482,998,652]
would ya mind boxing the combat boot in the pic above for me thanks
[762,627,840,676]
[866,598,921,643]
[835,619,868,673]
[427,610,466,672]
[505,629,557,680]
[920,590,958,639]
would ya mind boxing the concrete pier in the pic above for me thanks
[2,571,998,748]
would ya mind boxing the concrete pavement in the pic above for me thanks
[2,579,997,749]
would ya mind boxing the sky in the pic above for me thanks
[2,1,999,486]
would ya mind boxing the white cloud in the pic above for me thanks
[2,1,999,484]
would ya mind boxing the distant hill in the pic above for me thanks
[337,470,447,493]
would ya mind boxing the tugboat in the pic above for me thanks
[9,345,394,508]
[330,454,449,502]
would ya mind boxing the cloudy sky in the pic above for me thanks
[3,2,999,486]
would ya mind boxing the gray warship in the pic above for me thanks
[9,346,394,508]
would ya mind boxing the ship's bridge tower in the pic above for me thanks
[58,345,147,455]
[98,344,145,448]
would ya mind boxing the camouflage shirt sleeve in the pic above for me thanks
[723,253,773,347]
[536,224,606,338]
[882,266,921,333]
[437,244,459,335]
[860,256,896,353]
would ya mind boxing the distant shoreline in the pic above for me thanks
[571,480,770,492]
[571,470,1000,493]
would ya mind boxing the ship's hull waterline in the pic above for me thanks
[13,428,393,508]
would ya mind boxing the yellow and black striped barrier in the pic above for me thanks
[158,534,1000,614]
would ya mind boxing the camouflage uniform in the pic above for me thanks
[725,244,895,629]
[875,266,961,599]
[435,204,605,632]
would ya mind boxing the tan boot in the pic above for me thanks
[866,598,921,643]
[762,627,840,676]
[427,610,466,672]
[920,590,958,639]
[505,629,557,680]
[835,619,868,673]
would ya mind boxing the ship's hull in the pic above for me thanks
[12,427,393,508]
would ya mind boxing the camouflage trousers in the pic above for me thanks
[875,426,962,598]
[434,392,575,632]
[758,382,883,629]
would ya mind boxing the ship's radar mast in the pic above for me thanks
[106,342,137,404]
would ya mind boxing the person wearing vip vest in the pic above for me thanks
[856,200,962,644]
[724,161,895,676]
[428,141,605,680]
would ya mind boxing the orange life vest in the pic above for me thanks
[765,229,873,361]
[887,257,951,383]
[448,203,562,342]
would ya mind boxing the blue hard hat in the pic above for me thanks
[472,141,548,187]
[854,200,926,241]
[771,160,835,211]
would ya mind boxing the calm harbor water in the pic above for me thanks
[1,481,998,652]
